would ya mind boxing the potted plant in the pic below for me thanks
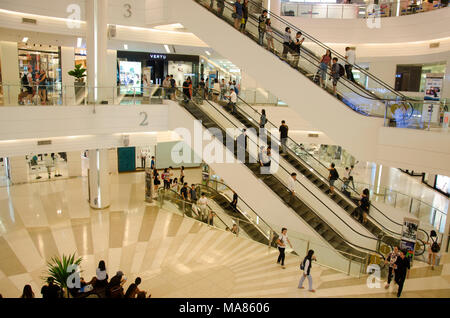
[43,253,83,298]
[68,64,87,104]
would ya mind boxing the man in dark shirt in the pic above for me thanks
[190,184,198,202]
[199,78,206,99]
[279,120,289,153]
[394,249,410,298]
[328,163,339,195]
[124,277,146,298]
[230,190,238,211]
[170,75,176,100]
[180,182,189,200]
[41,277,61,299]
[182,79,190,101]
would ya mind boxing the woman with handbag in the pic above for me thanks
[233,0,243,30]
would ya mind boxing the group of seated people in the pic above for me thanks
[14,260,151,298]
[68,260,151,298]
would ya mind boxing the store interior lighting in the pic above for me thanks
[22,37,28,43]
[164,44,171,53]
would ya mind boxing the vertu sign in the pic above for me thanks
[149,54,167,60]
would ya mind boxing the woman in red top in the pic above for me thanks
[319,49,332,89]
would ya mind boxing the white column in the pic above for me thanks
[106,49,117,104]
[61,46,75,105]
[0,41,20,105]
[441,214,450,253]
[88,149,110,209]
[9,156,28,184]
[108,148,118,175]
[86,0,108,103]
[67,151,82,177]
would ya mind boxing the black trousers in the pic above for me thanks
[387,267,394,284]
[141,157,145,168]
[345,64,355,82]
[277,247,286,265]
[395,273,406,297]
[164,180,170,189]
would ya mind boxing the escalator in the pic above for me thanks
[189,0,419,124]
[209,93,430,250]
[198,91,427,256]
[172,87,386,265]
[158,184,275,246]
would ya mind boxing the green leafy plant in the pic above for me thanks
[44,253,83,297]
[68,64,87,82]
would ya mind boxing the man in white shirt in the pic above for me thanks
[288,172,297,203]
[276,227,293,269]
[162,75,171,99]
[197,192,208,221]
[228,88,237,114]
[345,47,356,83]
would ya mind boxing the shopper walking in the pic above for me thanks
[279,120,289,153]
[212,78,221,102]
[230,190,238,211]
[265,19,274,53]
[233,0,243,30]
[217,0,225,17]
[198,193,209,221]
[170,75,176,100]
[344,47,356,82]
[228,88,238,114]
[240,0,249,32]
[291,31,305,69]
[38,69,48,105]
[384,246,400,289]
[282,27,293,61]
[358,188,370,224]
[162,168,170,190]
[394,249,410,298]
[328,163,339,195]
[258,10,268,46]
[189,184,198,202]
[298,249,316,292]
[276,228,292,269]
[259,109,267,128]
[428,230,441,270]
[153,168,161,195]
[319,49,332,89]
[150,156,156,170]
[330,57,344,96]
[288,172,297,203]
[162,75,171,99]
[220,78,227,100]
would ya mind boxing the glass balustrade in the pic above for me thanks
[280,0,448,19]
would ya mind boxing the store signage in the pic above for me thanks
[422,73,444,124]
[149,54,167,60]
[37,140,52,146]
[400,217,420,265]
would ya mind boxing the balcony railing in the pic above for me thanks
[281,0,448,19]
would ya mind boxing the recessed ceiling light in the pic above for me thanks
[22,37,28,43]
[124,44,128,50]
[164,44,170,53]
[205,50,211,56]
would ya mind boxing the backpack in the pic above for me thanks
[338,64,345,77]
[331,168,339,180]
[431,237,440,253]
[300,258,305,270]
[21,73,29,86]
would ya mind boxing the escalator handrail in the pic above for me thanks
[197,179,274,233]
[243,0,413,102]
[213,89,429,244]
[175,87,385,259]
[158,187,231,228]
[200,0,420,126]
[195,182,273,240]
[220,90,406,237]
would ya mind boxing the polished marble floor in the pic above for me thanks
[0,172,449,298]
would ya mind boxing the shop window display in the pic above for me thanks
[18,43,62,104]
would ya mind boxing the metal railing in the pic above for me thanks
[280,0,448,19]
[0,83,165,106]
[158,181,371,276]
